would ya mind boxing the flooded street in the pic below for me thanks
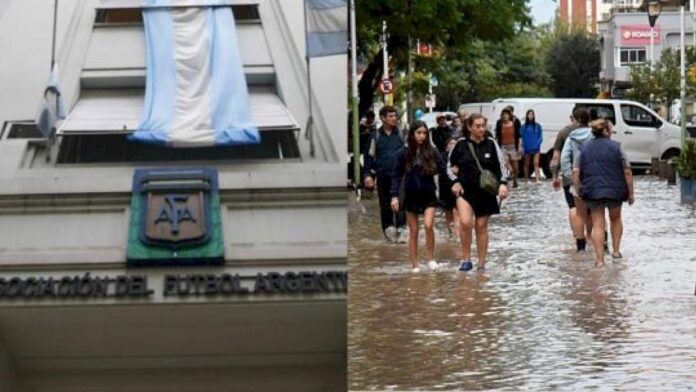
[348,177,696,390]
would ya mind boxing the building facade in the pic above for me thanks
[559,0,646,34]
[598,11,695,97]
[559,0,598,33]
[0,0,347,391]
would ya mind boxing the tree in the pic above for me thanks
[545,32,600,98]
[627,47,696,107]
[354,0,531,117]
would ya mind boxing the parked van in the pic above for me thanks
[460,98,684,176]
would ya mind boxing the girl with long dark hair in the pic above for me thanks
[390,121,447,273]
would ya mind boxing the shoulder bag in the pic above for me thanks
[467,142,500,196]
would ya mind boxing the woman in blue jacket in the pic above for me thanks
[521,109,543,183]
[390,121,447,273]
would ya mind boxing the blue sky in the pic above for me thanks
[530,0,557,25]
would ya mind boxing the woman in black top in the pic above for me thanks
[448,113,509,272]
[391,121,447,273]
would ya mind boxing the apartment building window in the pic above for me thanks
[619,47,646,65]
[94,5,260,24]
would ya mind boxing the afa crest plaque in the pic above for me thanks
[127,168,223,267]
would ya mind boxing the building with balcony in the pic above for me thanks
[598,11,695,97]
[0,0,347,390]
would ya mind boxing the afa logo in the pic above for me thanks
[127,168,224,267]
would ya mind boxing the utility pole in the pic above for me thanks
[681,1,687,150]
[350,0,360,187]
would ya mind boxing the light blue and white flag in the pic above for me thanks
[130,2,259,147]
[306,0,347,58]
[36,62,66,140]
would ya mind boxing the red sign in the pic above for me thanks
[378,79,393,94]
[621,25,661,45]
[417,43,432,56]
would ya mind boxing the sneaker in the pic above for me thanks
[458,260,473,272]
[383,226,396,242]
[395,228,407,243]
[411,267,421,273]
[427,260,439,270]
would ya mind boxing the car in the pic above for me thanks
[460,98,685,177]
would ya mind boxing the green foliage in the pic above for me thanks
[354,0,532,114]
[430,29,553,108]
[355,0,531,59]
[676,139,696,179]
[626,47,696,107]
[545,31,600,98]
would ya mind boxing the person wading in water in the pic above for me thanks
[391,121,447,272]
[573,119,634,267]
[448,114,509,272]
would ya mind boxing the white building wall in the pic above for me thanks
[0,0,86,125]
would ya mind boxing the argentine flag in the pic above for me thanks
[306,0,347,58]
[130,1,259,147]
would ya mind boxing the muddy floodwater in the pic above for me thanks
[348,177,696,391]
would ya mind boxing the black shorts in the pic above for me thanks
[404,189,438,215]
[459,187,499,217]
[563,185,575,209]
[585,198,623,210]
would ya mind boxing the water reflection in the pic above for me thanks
[349,178,696,390]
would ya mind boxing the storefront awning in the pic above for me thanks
[58,88,299,135]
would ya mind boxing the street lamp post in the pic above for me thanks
[681,0,687,149]
[648,1,662,109]
[648,0,662,74]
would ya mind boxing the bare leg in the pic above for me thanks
[474,216,490,268]
[575,197,592,240]
[423,207,436,260]
[608,206,623,258]
[452,207,460,238]
[572,197,587,241]
[523,155,531,181]
[444,209,454,237]
[590,208,607,267]
[456,198,474,261]
[533,153,541,183]
[406,212,419,269]
[568,207,580,238]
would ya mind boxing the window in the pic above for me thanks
[94,5,260,24]
[576,104,616,124]
[619,47,647,66]
[1,122,43,139]
[621,104,658,127]
[56,132,300,164]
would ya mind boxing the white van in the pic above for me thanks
[460,98,683,176]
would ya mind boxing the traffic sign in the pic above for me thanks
[379,78,394,95]
[425,94,436,108]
